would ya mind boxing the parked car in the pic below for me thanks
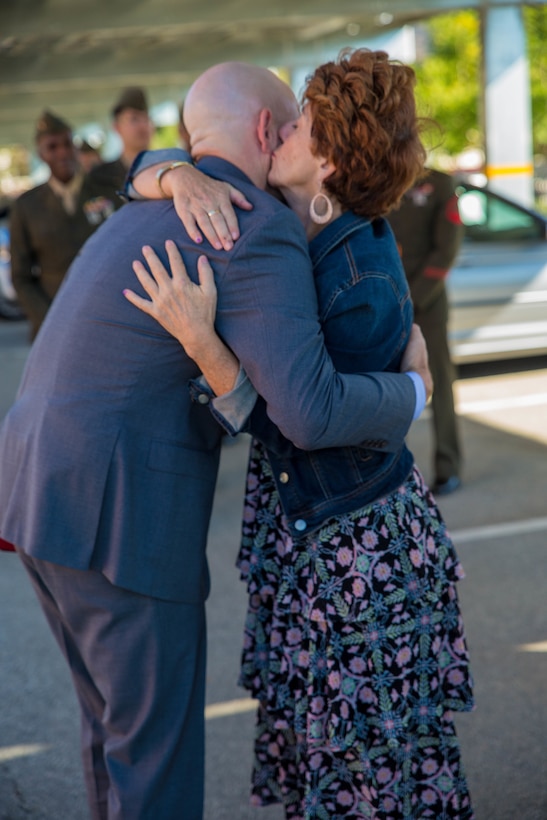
[448,182,547,364]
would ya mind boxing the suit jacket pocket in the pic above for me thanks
[147,438,218,479]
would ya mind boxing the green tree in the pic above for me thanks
[151,124,180,150]
[413,10,481,157]
[412,7,547,158]
[524,5,547,153]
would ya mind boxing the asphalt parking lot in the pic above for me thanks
[1,319,546,820]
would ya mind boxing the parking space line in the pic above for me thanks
[0,743,49,762]
[205,697,255,720]
[517,641,547,653]
[457,393,547,415]
[451,516,547,544]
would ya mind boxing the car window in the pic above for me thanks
[456,188,544,241]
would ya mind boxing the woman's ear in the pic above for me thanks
[319,157,336,183]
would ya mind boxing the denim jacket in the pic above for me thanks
[246,211,415,537]
[194,210,415,538]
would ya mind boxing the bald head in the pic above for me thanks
[184,62,299,188]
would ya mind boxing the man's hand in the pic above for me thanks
[401,324,433,402]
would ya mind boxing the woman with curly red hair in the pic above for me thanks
[128,49,474,819]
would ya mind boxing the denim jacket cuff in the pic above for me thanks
[189,367,256,436]
[124,149,192,200]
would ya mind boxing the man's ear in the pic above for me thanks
[256,108,275,153]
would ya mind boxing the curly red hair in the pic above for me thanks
[304,48,426,219]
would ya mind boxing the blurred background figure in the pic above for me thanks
[388,168,465,495]
[87,86,154,203]
[74,136,103,173]
[9,111,116,341]
[0,204,24,320]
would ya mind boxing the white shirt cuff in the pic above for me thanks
[405,371,427,420]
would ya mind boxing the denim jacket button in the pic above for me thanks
[294,519,307,532]
[279,471,290,484]
[197,393,210,405]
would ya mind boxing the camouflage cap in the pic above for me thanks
[111,87,148,118]
[35,110,72,140]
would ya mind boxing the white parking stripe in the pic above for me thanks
[517,641,547,653]
[451,516,547,544]
[457,393,547,414]
[205,697,256,720]
[0,743,49,762]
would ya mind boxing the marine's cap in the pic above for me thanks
[111,87,148,118]
[35,110,72,140]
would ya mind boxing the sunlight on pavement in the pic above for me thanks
[454,369,547,444]
[0,743,50,762]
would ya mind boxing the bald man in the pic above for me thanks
[0,62,428,820]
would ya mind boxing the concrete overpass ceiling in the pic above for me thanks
[0,0,543,146]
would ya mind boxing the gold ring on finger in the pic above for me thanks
[207,209,220,217]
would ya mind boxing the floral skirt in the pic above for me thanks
[237,441,474,820]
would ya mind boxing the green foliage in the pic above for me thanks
[413,10,481,157]
[150,124,180,150]
[411,7,547,157]
[524,5,547,152]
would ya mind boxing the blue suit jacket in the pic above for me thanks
[0,158,416,602]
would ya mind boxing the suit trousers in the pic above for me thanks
[18,550,207,820]
[414,288,462,482]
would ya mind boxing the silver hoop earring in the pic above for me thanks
[309,192,333,224]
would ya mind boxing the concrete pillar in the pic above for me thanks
[482,5,534,206]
